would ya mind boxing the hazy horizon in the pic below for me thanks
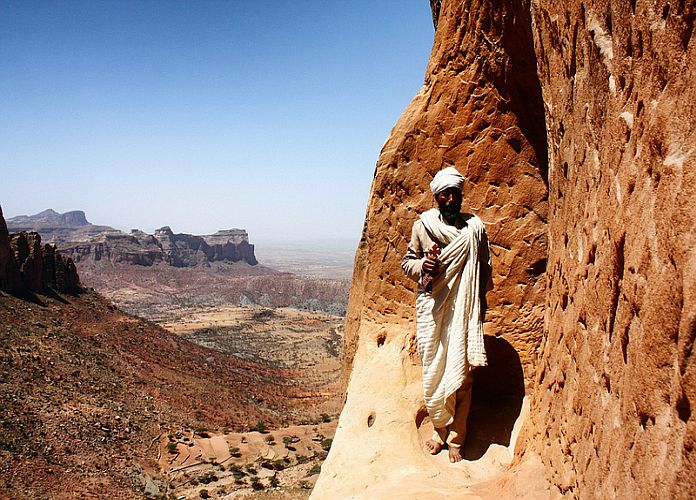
[1,1,435,247]
[3,205,363,250]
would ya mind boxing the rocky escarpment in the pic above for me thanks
[7,209,258,267]
[0,206,80,293]
[62,225,257,267]
[524,0,695,497]
[316,0,694,498]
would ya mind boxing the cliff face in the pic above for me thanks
[316,0,694,498]
[0,207,20,290]
[341,0,549,390]
[61,226,258,267]
[315,0,549,497]
[0,206,80,294]
[525,0,695,496]
[7,209,258,267]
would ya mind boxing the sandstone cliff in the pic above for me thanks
[315,0,549,497]
[525,0,695,496]
[341,0,549,390]
[315,0,694,498]
[63,226,257,267]
[7,209,259,267]
[0,206,80,294]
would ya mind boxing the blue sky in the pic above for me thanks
[1,1,434,246]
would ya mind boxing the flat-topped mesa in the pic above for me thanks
[7,209,120,243]
[8,208,89,228]
[154,227,257,267]
[203,229,250,245]
[62,225,258,267]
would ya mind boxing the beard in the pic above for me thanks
[438,201,461,225]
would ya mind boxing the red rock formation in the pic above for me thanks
[323,0,694,498]
[342,0,549,390]
[61,226,258,268]
[0,206,20,290]
[54,250,80,293]
[0,208,80,294]
[315,1,550,496]
[10,232,44,291]
[523,0,696,497]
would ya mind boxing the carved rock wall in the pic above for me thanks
[524,0,696,496]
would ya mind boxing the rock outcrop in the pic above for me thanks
[315,0,549,497]
[316,0,694,498]
[0,207,80,293]
[8,209,259,268]
[523,0,695,497]
[62,226,258,267]
[341,0,549,392]
[0,206,20,290]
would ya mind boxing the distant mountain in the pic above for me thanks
[6,209,258,267]
[63,225,258,267]
[7,208,121,243]
[5,209,349,316]
[7,208,89,227]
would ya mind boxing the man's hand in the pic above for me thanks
[422,244,441,274]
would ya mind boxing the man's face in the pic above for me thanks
[435,187,462,223]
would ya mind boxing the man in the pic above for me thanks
[401,166,492,463]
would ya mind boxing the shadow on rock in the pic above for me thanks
[464,335,525,460]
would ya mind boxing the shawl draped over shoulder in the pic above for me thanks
[415,208,487,428]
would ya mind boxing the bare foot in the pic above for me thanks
[424,439,443,455]
[449,445,463,463]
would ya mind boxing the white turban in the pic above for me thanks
[429,167,464,194]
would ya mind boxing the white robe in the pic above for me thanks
[415,208,487,428]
